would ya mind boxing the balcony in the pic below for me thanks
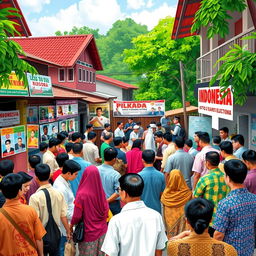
[196,27,256,83]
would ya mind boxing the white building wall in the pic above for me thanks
[96,81,123,100]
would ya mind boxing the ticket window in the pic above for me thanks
[238,114,249,148]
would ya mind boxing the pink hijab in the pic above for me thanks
[73,165,109,242]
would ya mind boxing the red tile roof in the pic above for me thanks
[1,0,32,37]
[96,74,138,90]
[12,35,103,70]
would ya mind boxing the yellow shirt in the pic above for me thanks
[219,155,238,173]
[167,232,237,256]
[161,143,176,169]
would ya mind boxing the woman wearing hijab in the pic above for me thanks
[71,166,109,256]
[126,139,144,174]
[161,169,192,238]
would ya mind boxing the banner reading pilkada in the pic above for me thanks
[113,100,165,117]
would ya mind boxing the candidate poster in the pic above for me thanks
[39,105,56,123]
[1,125,26,158]
[89,103,110,128]
[56,100,78,120]
[27,125,39,149]
[40,124,50,143]
[48,122,58,138]
[113,100,165,117]
[27,106,38,124]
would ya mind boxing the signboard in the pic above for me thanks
[89,103,110,128]
[40,122,59,143]
[39,105,56,123]
[58,118,79,135]
[188,116,212,148]
[198,86,233,121]
[27,125,39,148]
[0,110,20,127]
[1,125,26,158]
[56,100,78,120]
[27,106,38,124]
[0,72,29,96]
[113,100,165,117]
[27,73,53,97]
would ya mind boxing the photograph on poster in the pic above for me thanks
[59,120,67,132]
[2,136,15,157]
[39,106,48,123]
[48,106,56,122]
[27,125,39,148]
[27,107,38,124]
[89,103,110,128]
[14,131,26,153]
[48,122,58,138]
[40,124,50,142]
[56,100,78,119]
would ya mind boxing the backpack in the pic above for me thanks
[177,125,186,139]
[42,189,61,254]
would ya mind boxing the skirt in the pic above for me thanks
[78,234,105,256]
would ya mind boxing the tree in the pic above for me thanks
[0,7,37,87]
[124,17,200,110]
[192,0,256,104]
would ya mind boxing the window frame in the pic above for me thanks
[67,68,74,82]
[58,69,65,82]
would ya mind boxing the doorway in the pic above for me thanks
[238,114,249,148]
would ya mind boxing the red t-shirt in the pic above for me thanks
[52,169,62,182]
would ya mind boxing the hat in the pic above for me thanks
[17,171,33,184]
[133,125,140,129]
[150,124,157,128]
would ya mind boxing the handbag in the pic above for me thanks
[64,240,76,256]
[73,219,84,243]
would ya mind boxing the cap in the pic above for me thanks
[133,125,140,129]
[150,124,157,128]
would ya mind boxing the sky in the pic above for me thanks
[18,0,178,36]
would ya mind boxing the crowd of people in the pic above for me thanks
[0,116,256,256]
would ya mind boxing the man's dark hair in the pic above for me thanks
[142,150,155,164]
[220,127,229,134]
[104,147,118,162]
[174,116,180,121]
[198,132,210,144]
[231,134,244,146]
[56,153,69,167]
[49,138,61,148]
[136,121,141,125]
[132,139,142,150]
[103,132,113,140]
[104,123,110,128]
[43,125,48,130]
[5,139,11,144]
[96,107,102,112]
[65,142,73,153]
[155,131,163,138]
[175,137,184,148]
[224,159,247,184]
[242,150,256,164]
[122,136,129,143]
[88,131,97,140]
[72,142,83,154]
[18,137,22,141]
[62,160,81,174]
[29,155,41,169]
[194,131,201,136]
[163,132,172,142]
[213,136,221,145]
[205,151,220,166]
[57,132,67,143]
[185,198,214,235]
[220,141,233,154]
[0,173,23,199]
[113,137,122,146]
[119,173,144,197]
[128,118,134,120]
[0,160,14,177]
[117,121,122,126]
[35,164,50,182]
[185,139,193,148]
[156,122,162,127]
[72,132,82,142]
[17,171,33,183]
[86,124,93,130]
[61,131,69,137]
[39,142,48,151]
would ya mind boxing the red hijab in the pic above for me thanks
[74,165,109,242]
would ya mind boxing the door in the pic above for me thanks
[238,114,249,148]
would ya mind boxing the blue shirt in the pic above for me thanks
[234,146,247,160]
[70,157,91,196]
[124,122,136,139]
[98,164,121,199]
[139,167,165,213]
[115,148,127,164]
[213,188,256,256]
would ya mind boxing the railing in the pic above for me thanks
[197,27,256,83]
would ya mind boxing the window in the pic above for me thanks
[86,70,89,82]
[83,70,86,82]
[93,72,96,83]
[67,69,74,82]
[59,69,65,82]
[78,68,82,82]
[90,71,92,83]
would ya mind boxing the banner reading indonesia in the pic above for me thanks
[113,100,165,117]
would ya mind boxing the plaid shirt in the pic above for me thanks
[193,168,229,226]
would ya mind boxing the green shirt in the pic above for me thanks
[193,168,229,226]
[100,142,111,163]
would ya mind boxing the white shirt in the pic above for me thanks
[83,141,100,166]
[101,200,167,256]
[53,175,74,236]
[144,128,156,152]
[129,131,139,146]
[114,127,125,138]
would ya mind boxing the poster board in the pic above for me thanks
[58,118,79,135]
[89,103,110,128]
[39,105,56,123]
[27,125,39,149]
[27,106,38,124]
[56,100,78,120]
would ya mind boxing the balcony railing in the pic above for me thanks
[196,27,256,83]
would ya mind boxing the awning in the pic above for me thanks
[165,105,198,117]
[171,0,201,40]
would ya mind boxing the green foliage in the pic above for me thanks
[192,0,249,38]
[124,17,200,110]
[210,32,256,105]
[0,7,37,88]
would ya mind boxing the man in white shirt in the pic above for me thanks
[101,173,167,256]
[84,124,93,141]
[128,125,140,147]
[184,139,198,158]
[53,160,81,256]
[43,138,59,173]
[219,127,231,142]
[114,121,125,138]
[83,131,101,165]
